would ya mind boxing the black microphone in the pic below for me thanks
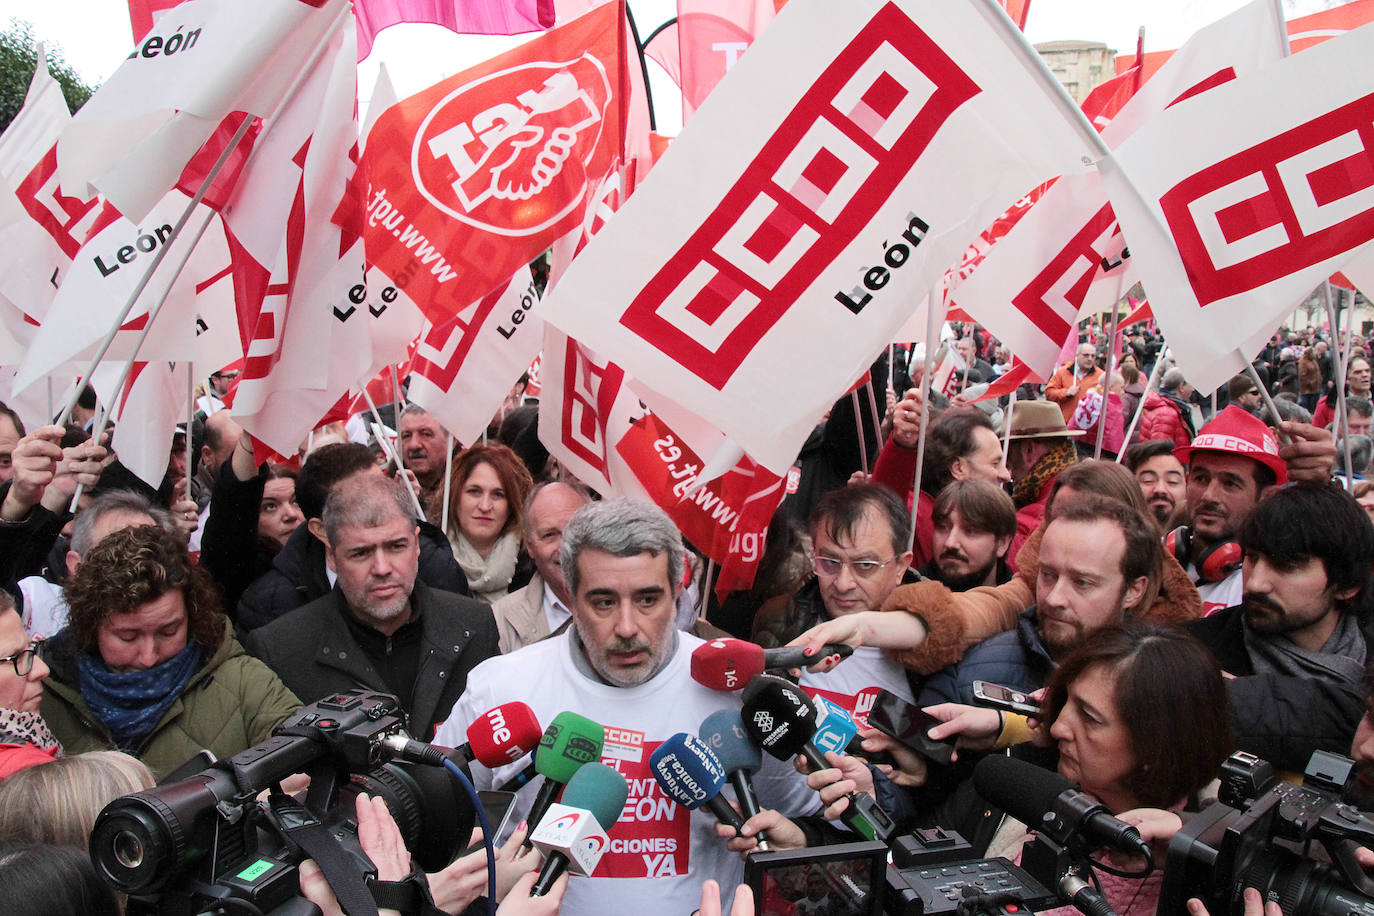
[972,755,1151,863]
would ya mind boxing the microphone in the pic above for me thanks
[698,710,766,824]
[523,711,606,850]
[529,762,628,896]
[650,732,751,842]
[462,702,542,768]
[972,756,1152,863]
[690,639,854,691]
[740,676,893,842]
[812,696,858,757]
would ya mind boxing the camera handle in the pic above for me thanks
[266,793,379,916]
[1330,839,1374,897]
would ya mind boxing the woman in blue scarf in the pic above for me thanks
[38,524,300,779]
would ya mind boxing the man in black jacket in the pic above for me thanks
[245,473,497,739]
[236,442,467,630]
[1187,483,1373,771]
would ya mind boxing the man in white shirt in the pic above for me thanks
[437,498,808,916]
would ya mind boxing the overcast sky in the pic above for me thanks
[0,0,1344,132]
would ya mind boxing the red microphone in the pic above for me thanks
[462,702,543,768]
[690,639,855,691]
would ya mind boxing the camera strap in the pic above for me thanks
[368,867,443,916]
[269,793,379,916]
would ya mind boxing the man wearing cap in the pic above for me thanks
[1171,406,1291,616]
[1045,342,1104,424]
[1004,400,1084,550]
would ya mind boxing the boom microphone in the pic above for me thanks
[972,755,1152,863]
[523,711,605,850]
[690,639,853,690]
[650,732,751,843]
[740,676,893,842]
[529,762,628,896]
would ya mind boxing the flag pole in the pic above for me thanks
[1324,281,1354,489]
[851,390,869,476]
[1003,387,1018,464]
[391,364,406,473]
[1094,300,1121,459]
[1116,345,1169,462]
[908,292,947,553]
[363,388,424,517]
[441,431,453,533]
[864,377,883,459]
[50,2,352,429]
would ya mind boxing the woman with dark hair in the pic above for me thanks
[0,843,120,916]
[39,524,299,779]
[727,623,1233,916]
[440,443,535,603]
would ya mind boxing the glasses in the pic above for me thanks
[812,554,899,580]
[0,641,40,677]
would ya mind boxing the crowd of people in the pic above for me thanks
[0,317,1371,916]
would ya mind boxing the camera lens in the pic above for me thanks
[113,830,145,869]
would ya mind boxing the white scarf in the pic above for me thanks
[450,528,522,604]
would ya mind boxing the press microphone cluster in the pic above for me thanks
[523,712,606,850]
[528,762,628,896]
[650,732,757,847]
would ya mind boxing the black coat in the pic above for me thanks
[236,519,469,631]
[244,580,498,740]
[1186,605,1366,772]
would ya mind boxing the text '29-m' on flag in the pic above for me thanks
[539,0,1098,475]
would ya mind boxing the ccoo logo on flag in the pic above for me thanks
[414,55,614,237]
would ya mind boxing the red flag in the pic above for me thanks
[674,0,780,119]
[972,360,1034,402]
[354,0,557,60]
[360,2,622,324]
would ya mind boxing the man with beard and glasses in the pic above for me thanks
[921,480,1016,591]
[245,473,496,739]
[1187,483,1373,772]
[1124,439,1188,532]
[437,498,809,916]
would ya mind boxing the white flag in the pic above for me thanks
[1104,20,1374,394]
[952,0,1287,379]
[540,0,1096,473]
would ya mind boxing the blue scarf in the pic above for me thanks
[76,642,202,753]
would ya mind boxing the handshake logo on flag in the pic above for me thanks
[416,56,613,235]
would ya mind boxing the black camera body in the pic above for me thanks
[884,827,1058,915]
[1160,750,1374,916]
[90,690,475,916]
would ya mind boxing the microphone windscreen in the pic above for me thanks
[812,696,857,756]
[649,733,727,810]
[739,676,818,759]
[560,762,630,830]
[698,709,762,774]
[466,702,543,768]
[972,754,1067,826]
[691,639,765,691]
[535,712,605,783]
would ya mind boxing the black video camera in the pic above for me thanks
[1161,750,1374,915]
[90,690,475,916]
[884,828,1059,915]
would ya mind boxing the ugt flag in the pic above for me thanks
[540,0,1096,474]
[1103,20,1374,396]
[360,1,622,324]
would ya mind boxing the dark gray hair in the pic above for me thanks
[1161,368,1188,392]
[560,498,683,596]
[1336,435,1373,477]
[70,490,170,557]
[1347,396,1373,419]
[322,473,416,546]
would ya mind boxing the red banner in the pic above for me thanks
[360,3,622,323]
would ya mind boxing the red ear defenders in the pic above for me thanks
[1166,526,1243,585]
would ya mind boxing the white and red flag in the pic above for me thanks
[62,0,348,223]
[540,0,1096,473]
[108,359,185,487]
[406,270,545,445]
[672,0,782,120]
[951,0,1287,380]
[1104,20,1374,395]
[359,1,623,324]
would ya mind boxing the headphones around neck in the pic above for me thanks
[1166,525,1243,585]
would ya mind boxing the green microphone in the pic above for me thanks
[522,711,605,850]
